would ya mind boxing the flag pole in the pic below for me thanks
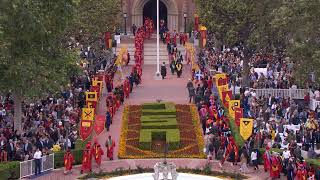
[155,0,161,79]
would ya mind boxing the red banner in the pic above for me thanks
[105,32,111,49]
[217,77,228,86]
[222,90,232,108]
[194,14,199,31]
[94,115,105,135]
[90,86,100,99]
[80,120,94,140]
[235,108,243,126]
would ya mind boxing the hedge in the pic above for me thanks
[141,116,177,129]
[142,103,166,110]
[139,129,180,150]
[0,161,20,180]
[141,109,177,116]
[0,138,89,179]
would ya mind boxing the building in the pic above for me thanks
[121,0,196,33]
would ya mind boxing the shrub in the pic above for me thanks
[139,129,180,150]
[141,109,176,116]
[306,158,320,168]
[0,161,20,180]
[142,103,166,110]
[54,149,83,168]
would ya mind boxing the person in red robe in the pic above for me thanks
[166,32,171,45]
[63,149,74,175]
[93,143,104,171]
[296,159,307,180]
[124,79,130,98]
[80,143,92,174]
[219,136,235,167]
[105,135,115,160]
[263,146,271,172]
[173,30,177,46]
[270,154,280,179]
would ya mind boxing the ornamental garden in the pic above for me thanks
[119,102,205,159]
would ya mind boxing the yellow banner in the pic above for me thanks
[82,108,95,121]
[85,92,98,102]
[240,118,253,140]
[229,100,240,118]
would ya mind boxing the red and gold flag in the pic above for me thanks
[234,107,243,126]
[94,115,105,135]
[229,100,240,118]
[80,120,93,140]
[221,90,232,108]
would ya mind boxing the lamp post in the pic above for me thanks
[123,13,127,35]
[155,0,160,78]
[184,13,187,33]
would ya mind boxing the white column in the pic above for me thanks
[156,0,160,75]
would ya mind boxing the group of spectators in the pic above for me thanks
[188,31,320,179]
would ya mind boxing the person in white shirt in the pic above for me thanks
[33,148,42,175]
[250,149,259,170]
[282,148,291,172]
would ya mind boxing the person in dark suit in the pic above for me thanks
[160,62,167,79]
[6,139,16,161]
[43,136,53,150]
[23,139,33,155]
[36,138,44,151]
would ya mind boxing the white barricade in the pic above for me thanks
[253,88,306,99]
[309,98,320,111]
[20,154,54,179]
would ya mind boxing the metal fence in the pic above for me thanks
[253,88,306,99]
[20,154,54,179]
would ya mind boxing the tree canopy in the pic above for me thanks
[195,0,320,85]
[0,0,80,132]
[66,0,121,44]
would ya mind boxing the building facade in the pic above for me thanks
[122,0,196,33]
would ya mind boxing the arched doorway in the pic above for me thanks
[143,0,167,27]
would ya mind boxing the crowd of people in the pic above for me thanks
[188,31,320,179]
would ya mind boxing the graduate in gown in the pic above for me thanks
[64,149,74,174]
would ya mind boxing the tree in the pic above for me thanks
[195,0,283,86]
[271,0,320,86]
[66,0,121,45]
[0,0,80,132]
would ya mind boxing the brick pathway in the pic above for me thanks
[29,57,281,180]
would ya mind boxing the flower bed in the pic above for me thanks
[118,103,205,159]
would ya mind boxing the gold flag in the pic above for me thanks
[229,100,240,118]
[240,118,253,140]
[82,108,95,121]
[85,92,98,102]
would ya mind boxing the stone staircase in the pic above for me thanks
[115,37,186,65]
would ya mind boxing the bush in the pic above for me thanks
[139,129,180,150]
[54,149,83,168]
[258,148,283,164]
[54,139,88,168]
[141,109,176,116]
[0,161,20,180]
[306,158,320,168]
[142,103,166,110]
